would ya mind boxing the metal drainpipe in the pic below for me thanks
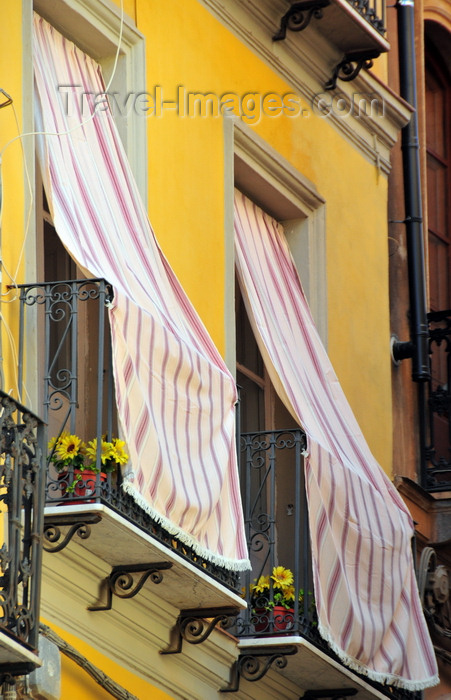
[392,0,430,381]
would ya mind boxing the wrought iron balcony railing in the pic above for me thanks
[345,0,386,34]
[419,309,451,491]
[274,0,386,38]
[16,279,238,592]
[235,428,421,700]
[272,0,388,82]
[0,392,45,673]
[235,428,319,641]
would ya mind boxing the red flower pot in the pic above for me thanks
[272,605,294,631]
[253,605,295,633]
[58,469,106,504]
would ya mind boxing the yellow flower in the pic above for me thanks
[281,585,296,601]
[271,566,294,589]
[251,575,270,594]
[86,438,114,465]
[48,431,69,452]
[48,436,57,451]
[54,434,84,461]
[111,438,129,465]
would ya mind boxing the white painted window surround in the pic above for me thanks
[32,0,147,202]
[223,115,327,370]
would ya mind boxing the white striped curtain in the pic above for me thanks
[33,15,249,571]
[234,190,438,689]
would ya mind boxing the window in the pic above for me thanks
[223,116,327,372]
[235,226,301,571]
[32,2,141,443]
[35,170,117,445]
[227,122,326,575]
[426,38,451,314]
[20,1,145,413]
[30,0,146,429]
[425,27,451,464]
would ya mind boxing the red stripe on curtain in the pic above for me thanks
[234,190,438,688]
[33,14,249,571]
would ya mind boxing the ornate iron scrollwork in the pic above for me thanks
[325,50,380,90]
[419,547,451,633]
[420,309,451,490]
[273,0,331,41]
[0,393,45,660]
[88,562,173,611]
[430,385,450,417]
[161,607,239,654]
[220,645,298,692]
[43,514,102,553]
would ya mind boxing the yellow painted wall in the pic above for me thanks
[44,620,173,700]
[111,0,137,26]
[372,52,388,82]
[0,2,25,397]
[138,0,392,469]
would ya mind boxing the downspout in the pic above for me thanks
[392,0,430,382]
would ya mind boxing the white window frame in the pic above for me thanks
[32,0,147,200]
[223,115,327,371]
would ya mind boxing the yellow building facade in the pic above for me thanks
[0,0,444,698]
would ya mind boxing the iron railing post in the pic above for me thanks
[0,393,45,663]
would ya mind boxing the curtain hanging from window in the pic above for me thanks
[234,190,438,689]
[32,14,249,571]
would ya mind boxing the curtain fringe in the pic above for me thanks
[317,621,440,691]
[121,479,251,573]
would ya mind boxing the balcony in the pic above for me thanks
[419,309,451,492]
[0,392,45,678]
[273,0,389,56]
[232,428,420,699]
[16,279,244,616]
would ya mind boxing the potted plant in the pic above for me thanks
[48,432,129,501]
[250,566,297,633]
